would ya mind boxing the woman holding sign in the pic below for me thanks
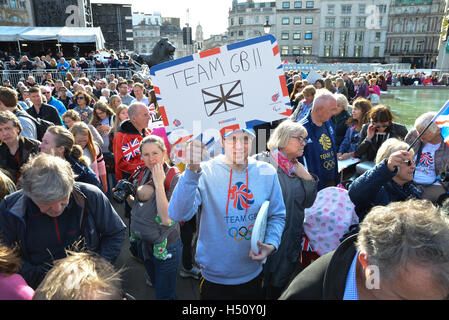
[168,128,286,300]
[253,119,318,299]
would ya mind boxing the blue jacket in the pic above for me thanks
[348,159,422,220]
[298,112,339,191]
[338,125,360,154]
[0,182,126,288]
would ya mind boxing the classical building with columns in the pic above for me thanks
[385,0,446,68]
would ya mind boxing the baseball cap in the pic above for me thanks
[222,128,255,138]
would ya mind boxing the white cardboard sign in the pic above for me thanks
[150,35,292,142]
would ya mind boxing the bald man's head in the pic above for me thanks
[311,89,338,124]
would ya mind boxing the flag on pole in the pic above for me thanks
[434,99,449,147]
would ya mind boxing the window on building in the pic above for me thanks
[355,31,364,42]
[354,45,363,57]
[293,32,301,40]
[356,17,366,27]
[230,18,234,26]
[403,41,410,52]
[281,46,289,55]
[416,41,424,52]
[292,45,301,55]
[341,5,352,14]
[294,1,302,8]
[375,32,381,41]
[324,45,332,57]
[305,17,313,24]
[359,4,365,14]
[339,45,348,57]
[282,17,290,25]
[328,5,334,14]
[324,31,333,41]
[306,1,314,8]
[373,46,380,57]
[305,32,312,40]
[340,31,349,42]
[341,17,351,27]
[325,17,335,27]
[303,46,312,55]
[239,17,244,25]
[238,30,243,36]
[294,17,301,24]
[282,1,290,8]
[378,17,383,27]
[282,32,289,40]
[377,5,387,13]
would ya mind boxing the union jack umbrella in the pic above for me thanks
[122,138,141,161]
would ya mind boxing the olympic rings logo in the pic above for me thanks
[323,160,335,170]
[228,225,253,242]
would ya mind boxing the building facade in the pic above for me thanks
[132,13,195,59]
[0,0,33,26]
[91,2,133,51]
[318,0,389,63]
[227,0,276,43]
[385,0,446,68]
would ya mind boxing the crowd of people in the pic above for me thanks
[0,48,137,73]
[0,63,448,301]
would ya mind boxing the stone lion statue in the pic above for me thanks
[132,38,176,68]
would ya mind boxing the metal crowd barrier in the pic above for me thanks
[0,68,136,87]
[283,63,412,74]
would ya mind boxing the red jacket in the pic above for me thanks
[113,120,151,181]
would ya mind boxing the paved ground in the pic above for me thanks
[112,199,200,300]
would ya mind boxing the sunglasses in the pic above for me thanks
[373,124,390,129]
[76,96,85,100]
[404,159,415,166]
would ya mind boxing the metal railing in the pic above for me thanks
[282,63,412,73]
[0,68,137,87]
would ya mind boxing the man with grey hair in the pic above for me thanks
[0,153,126,289]
[405,111,449,203]
[297,89,339,190]
[280,199,449,299]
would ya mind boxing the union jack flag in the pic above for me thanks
[419,152,434,167]
[434,99,449,147]
[122,138,141,161]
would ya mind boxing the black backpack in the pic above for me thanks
[14,109,55,141]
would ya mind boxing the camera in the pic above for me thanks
[440,171,449,182]
[112,179,136,203]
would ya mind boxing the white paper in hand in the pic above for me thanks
[251,200,269,259]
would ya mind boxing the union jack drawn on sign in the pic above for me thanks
[122,138,141,161]
[202,80,244,117]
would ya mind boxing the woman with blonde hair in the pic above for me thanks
[0,241,34,299]
[40,126,102,190]
[253,119,318,299]
[112,104,129,136]
[349,138,422,220]
[71,122,108,193]
[108,95,122,113]
[289,85,316,122]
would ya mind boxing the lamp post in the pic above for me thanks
[263,20,271,34]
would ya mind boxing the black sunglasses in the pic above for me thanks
[373,124,390,129]
[76,96,85,100]
[404,160,415,166]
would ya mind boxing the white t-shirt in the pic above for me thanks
[414,142,441,185]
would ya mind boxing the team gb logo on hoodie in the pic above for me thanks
[229,182,255,211]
